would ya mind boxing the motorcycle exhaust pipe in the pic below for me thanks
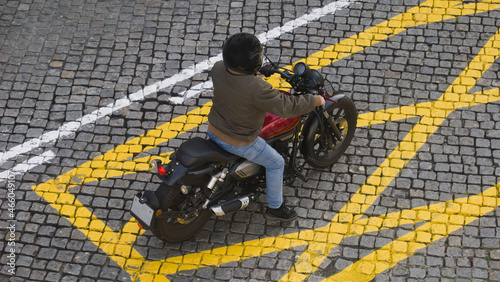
[210,194,254,216]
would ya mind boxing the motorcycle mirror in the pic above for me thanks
[323,80,335,97]
[263,53,278,68]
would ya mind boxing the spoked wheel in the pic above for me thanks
[302,97,357,168]
[151,183,211,242]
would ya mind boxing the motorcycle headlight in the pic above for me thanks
[293,62,310,77]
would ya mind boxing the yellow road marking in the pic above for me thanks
[325,182,500,281]
[357,87,500,128]
[301,0,500,69]
[282,0,500,279]
[28,0,500,281]
[31,103,212,278]
[285,24,500,280]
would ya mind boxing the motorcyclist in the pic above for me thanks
[207,32,325,221]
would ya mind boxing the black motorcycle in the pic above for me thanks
[131,61,357,242]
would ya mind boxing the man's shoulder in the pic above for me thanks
[212,61,225,74]
[252,77,276,96]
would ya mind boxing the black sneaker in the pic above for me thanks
[265,203,297,221]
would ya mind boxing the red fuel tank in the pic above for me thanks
[259,113,300,140]
[258,91,300,140]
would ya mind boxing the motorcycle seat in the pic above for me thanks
[176,137,240,168]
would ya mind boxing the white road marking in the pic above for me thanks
[169,80,214,104]
[0,0,357,168]
[0,151,56,182]
[169,0,357,104]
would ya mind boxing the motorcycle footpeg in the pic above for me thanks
[295,170,309,182]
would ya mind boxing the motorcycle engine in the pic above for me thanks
[273,140,290,157]
[229,159,262,180]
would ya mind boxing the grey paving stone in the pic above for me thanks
[2,1,500,282]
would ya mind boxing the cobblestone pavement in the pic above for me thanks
[1,0,500,281]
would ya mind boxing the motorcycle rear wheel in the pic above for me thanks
[151,183,211,242]
[302,97,357,168]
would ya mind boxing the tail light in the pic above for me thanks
[150,159,167,175]
[157,166,167,176]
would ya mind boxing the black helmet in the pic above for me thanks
[222,33,263,74]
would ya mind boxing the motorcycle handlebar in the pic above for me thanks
[260,65,323,97]
[259,66,292,80]
[273,69,292,80]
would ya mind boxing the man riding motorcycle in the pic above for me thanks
[207,32,326,221]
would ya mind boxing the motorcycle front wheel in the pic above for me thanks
[301,97,357,168]
[151,183,212,242]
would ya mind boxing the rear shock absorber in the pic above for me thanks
[202,167,229,209]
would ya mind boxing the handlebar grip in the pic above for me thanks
[275,69,291,80]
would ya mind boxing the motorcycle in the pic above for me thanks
[131,60,358,242]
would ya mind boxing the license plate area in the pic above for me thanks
[131,194,155,229]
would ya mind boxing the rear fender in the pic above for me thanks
[131,165,185,230]
[134,160,214,230]
[133,162,187,230]
[157,161,188,186]
[155,161,188,200]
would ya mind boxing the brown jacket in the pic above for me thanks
[208,61,316,145]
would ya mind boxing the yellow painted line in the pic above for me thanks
[350,181,500,237]
[357,86,500,128]
[30,103,212,278]
[28,0,500,281]
[282,1,500,279]
[326,182,500,281]
[300,0,500,68]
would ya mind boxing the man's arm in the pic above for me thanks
[253,80,324,118]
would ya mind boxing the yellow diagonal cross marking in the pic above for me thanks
[326,182,500,281]
[285,25,500,282]
[281,1,500,279]
[27,0,500,281]
[30,103,212,278]
[302,0,500,69]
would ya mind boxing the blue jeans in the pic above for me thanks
[207,130,285,209]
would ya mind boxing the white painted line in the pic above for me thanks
[169,80,214,104]
[0,151,56,183]
[257,0,354,42]
[0,0,357,167]
[169,0,357,104]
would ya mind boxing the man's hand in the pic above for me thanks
[314,95,326,107]
[258,64,274,77]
